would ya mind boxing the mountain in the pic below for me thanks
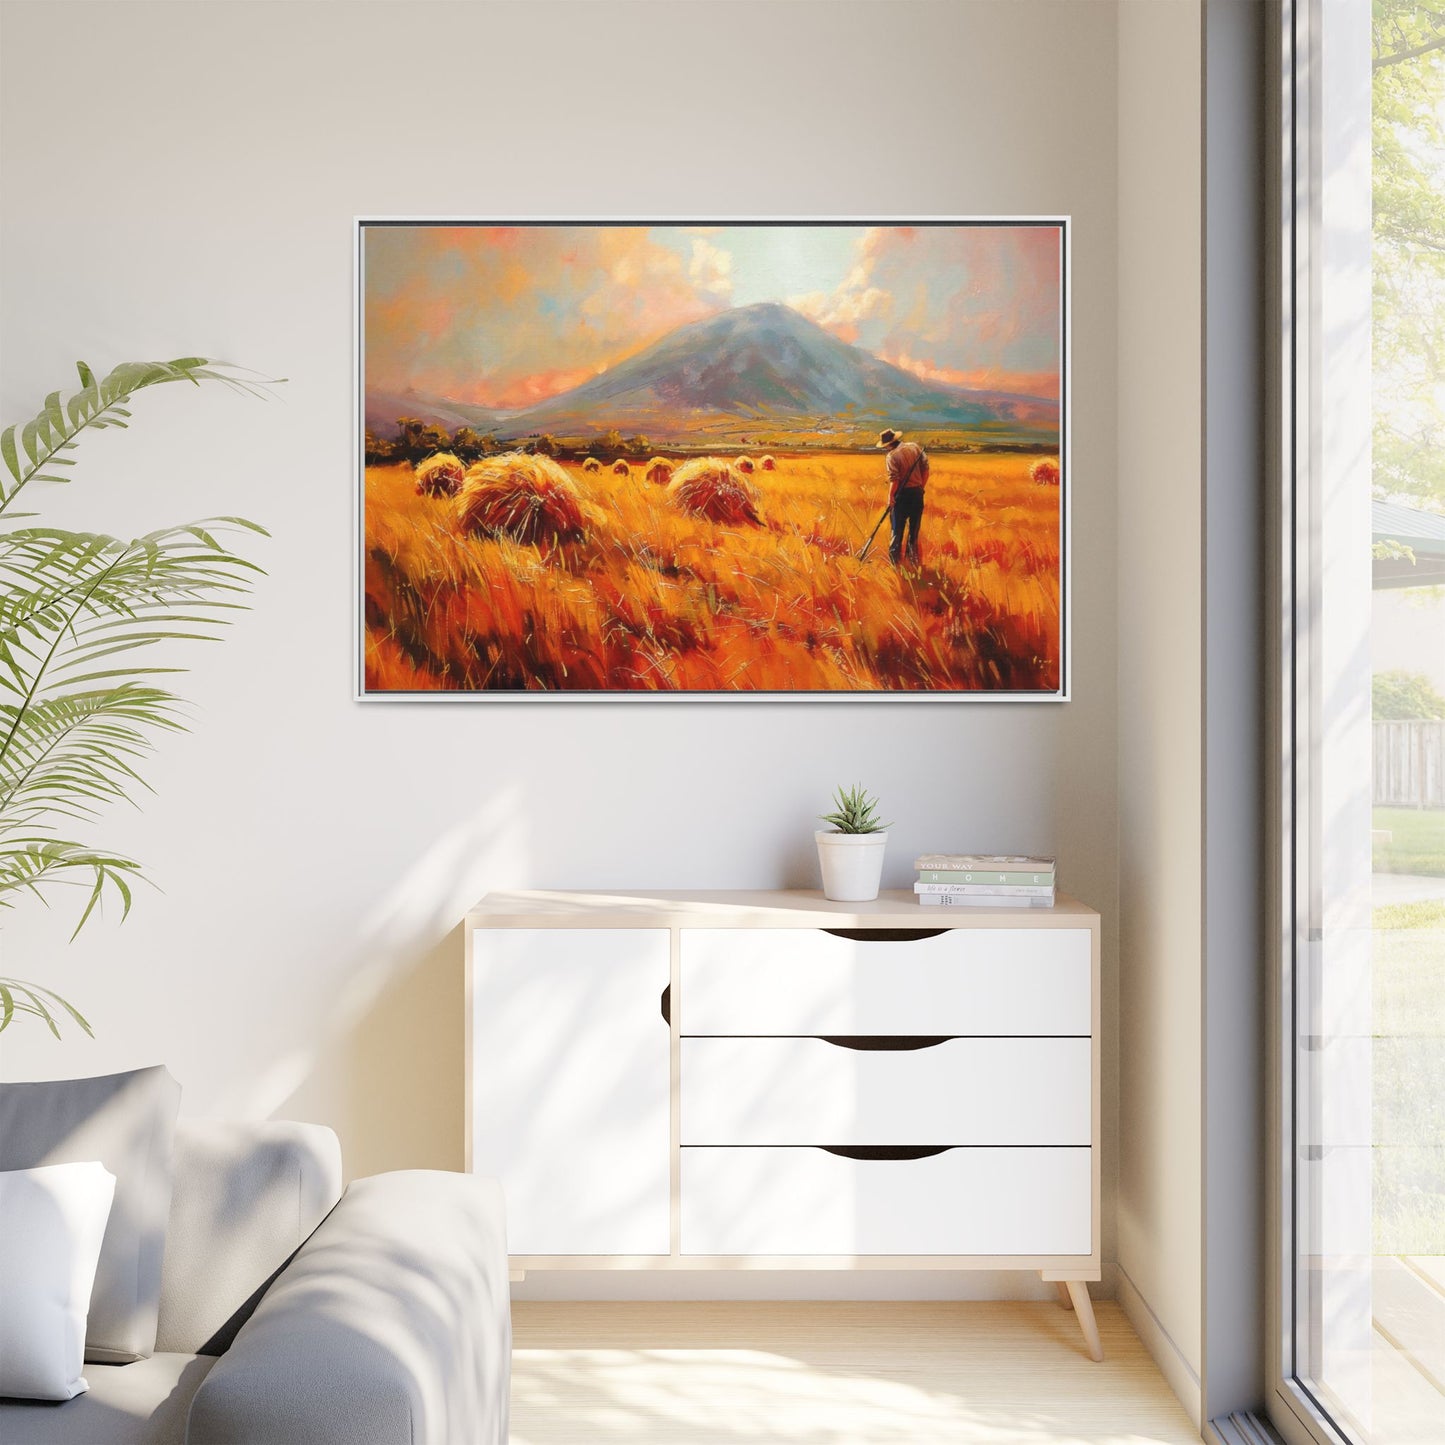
[498,302,1058,442]
[364,387,504,438]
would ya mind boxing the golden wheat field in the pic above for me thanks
[362,451,1062,693]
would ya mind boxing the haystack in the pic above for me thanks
[758,454,777,471]
[734,455,755,474]
[414,451,466,498]
[455,452,588,546]
[667,457,762,526]
[612,459,631,476]
[582,456,602,473]
[645,457,674,486]
[1031,458,1061,486]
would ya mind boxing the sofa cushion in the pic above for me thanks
[156,1119,343,1355]
[0,1161,115,1400]
[0,1067,181,1363]
[0,1353,215,1445]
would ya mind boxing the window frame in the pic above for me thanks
[1266,2,1377,1442]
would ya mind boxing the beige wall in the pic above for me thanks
[1372,590,1445,693]
[1115,0,1205,1424]
[0,0,1121,1298]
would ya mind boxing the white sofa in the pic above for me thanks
[1,1119,511,1445]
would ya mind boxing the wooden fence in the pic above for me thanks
[1374,720,1445,808]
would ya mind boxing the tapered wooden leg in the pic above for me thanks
[1066,1280,1104,1361]
[1055,1281,1074,1309]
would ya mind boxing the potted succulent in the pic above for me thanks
[815,784,891,901]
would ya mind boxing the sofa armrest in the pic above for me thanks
[185,1171,510,1445]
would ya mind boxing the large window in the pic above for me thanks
[1276,3,1445,1442]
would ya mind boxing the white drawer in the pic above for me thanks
[679,927,1091,1036]
[681,1036,1090,1146]
[681,1146,1091,1256]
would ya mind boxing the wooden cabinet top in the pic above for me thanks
[466,888,1099,930]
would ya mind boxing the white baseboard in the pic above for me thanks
[1115,1262,1203,1428]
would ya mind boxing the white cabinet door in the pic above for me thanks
[680,927,1091,1036]
[470,928,671,1255]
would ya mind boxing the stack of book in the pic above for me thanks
[913,854,1056,908]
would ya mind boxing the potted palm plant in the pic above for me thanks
[815,784,890,901]
[0,359,268,1037]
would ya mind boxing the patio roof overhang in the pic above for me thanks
[1373,498,1445,590]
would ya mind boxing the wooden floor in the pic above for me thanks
[1370,1256,1445,1444]
[511,1300,1202,1444]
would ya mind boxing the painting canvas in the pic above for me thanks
[358,220,1068,698]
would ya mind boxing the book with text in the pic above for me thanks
[914,853,1056,872]
[916,868,1056,886]
[914,882,1056,898]
[917,893,1052,908]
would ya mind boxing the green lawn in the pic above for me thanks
[1376,899,1445,930]
[1374,806,1445,876]
[1374,898,1445,1253]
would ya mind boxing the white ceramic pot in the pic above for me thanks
[815,830,889,902]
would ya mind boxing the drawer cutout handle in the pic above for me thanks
[819,1145,953,1161]
[820,1035,951,1052]
[660,984,671,1026]
[823,928,949,943]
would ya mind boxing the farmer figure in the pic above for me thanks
[878,428,929,566]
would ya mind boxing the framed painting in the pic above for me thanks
[356,218,1069,699]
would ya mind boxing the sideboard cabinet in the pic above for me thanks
[466,889,1103,1359]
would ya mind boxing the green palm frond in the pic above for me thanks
[0,977,93,1039]
[0,522,265,699]
[0,685,183,830]
[0,837,142,935]
[0,358,273,519]
[0,357,272,1037]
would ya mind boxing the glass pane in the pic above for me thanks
[1367,0,1445,1437]
[1294,4,1445,1441]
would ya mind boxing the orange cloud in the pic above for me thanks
[788,282,890,342]
[364,225,724,407]
[793,224,1062,390]
[883,351,1060,400]
[688,237,734,299]
[485,363,610,410]
[785,234,897,341]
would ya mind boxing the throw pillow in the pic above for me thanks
[0,1161,116,1400]
[0,1066,181,1362]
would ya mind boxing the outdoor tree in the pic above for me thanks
[1373,668,1445,719]
[1373,1,1445,508]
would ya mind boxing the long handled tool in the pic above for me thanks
[857,506,890,562]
